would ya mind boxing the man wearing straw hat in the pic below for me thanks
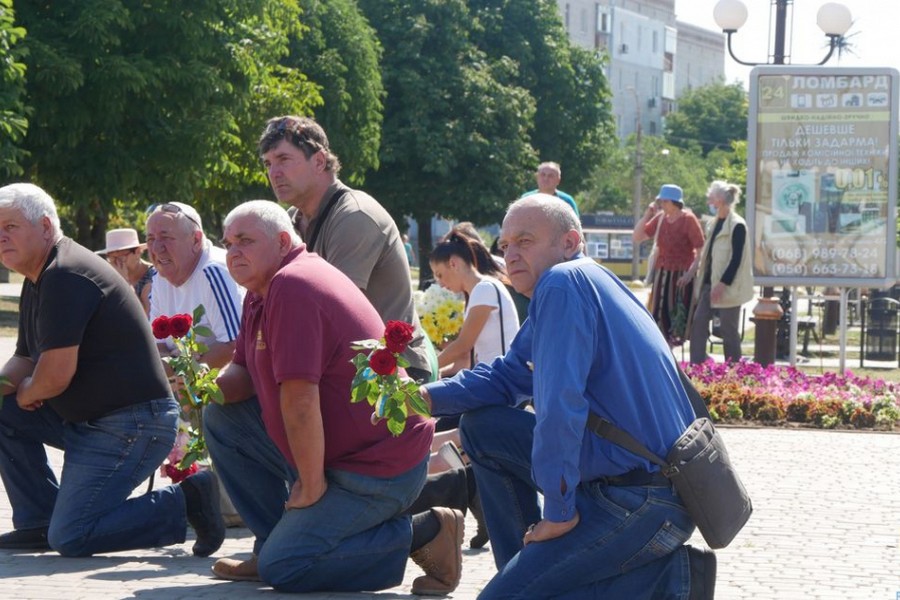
[96,228,156,315]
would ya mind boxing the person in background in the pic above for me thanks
[403,233,416,268]
[687,180,754,364]
[422,194,716,599]
[430,228,520,376]
[0,183,224,557]
[632,184,705,347]
[522,161,579,216]
[96,228,156,316]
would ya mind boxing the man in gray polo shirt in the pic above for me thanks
[256,115,433,381]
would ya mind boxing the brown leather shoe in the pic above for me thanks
[410,507,465,596]
[211,555,260,582]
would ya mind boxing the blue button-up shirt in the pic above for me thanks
[427,256,695,522]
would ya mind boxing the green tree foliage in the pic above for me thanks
[707,140,748,193]
[0,0,27,178]
[290,0,383,186]
[16,0,319,246]
[467,0,616,192]
[583,136,711,215]
[357,0,537,281]
[665,80,748,156]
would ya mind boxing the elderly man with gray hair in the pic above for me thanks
[0,183,225,557]
[145,201,244,369]
[206,200,464,595]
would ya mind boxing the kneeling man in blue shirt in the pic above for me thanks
[421,194,716,599]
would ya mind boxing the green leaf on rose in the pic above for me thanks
[350,339,381,351]
[193,305,206,323]
[408,392,431,418]
[193,326,214,338]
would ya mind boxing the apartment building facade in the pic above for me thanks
[557,0,725,138]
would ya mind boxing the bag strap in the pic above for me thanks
[587,363,711,469]
[491,281,506,354]
[307,188,348,252]
[651,212,663,245]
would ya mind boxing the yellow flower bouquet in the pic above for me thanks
[414,285,465,347]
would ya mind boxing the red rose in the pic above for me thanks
[170,314,193,339]
[369,348,398,376]
[384,320,415,354]
[151,316,172,340]
[164,461,198,484]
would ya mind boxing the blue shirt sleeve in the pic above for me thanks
[426,319,534,416]
[530,276,596,522]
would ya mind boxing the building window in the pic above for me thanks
[581,7,588,32]
[653,30,658,53]
[597,5,610,33]
[565,4,570,30]
[649,121,657,135]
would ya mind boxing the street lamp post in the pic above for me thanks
[712,0,852,365]
[713,0,852,67]
[627,87,643,281]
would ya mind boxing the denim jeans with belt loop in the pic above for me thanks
[204,396,428,593]
[460,405,695,599]
[0,395,186,556]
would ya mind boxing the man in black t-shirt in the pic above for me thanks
[0,183,225,557]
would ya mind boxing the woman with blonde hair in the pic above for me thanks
[686,180,755,363]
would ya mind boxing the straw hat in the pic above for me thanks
[96,228,145,255]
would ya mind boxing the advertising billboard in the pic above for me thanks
[747,67,899,286]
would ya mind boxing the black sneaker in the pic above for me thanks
[181,470,226,557]
[687,545,717,600]
[0,527,50,551]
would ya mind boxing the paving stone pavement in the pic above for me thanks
[0,298,899,598]
[2,427,900,599]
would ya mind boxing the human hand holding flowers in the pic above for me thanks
[152,305,224,472]
[350,320,431,436]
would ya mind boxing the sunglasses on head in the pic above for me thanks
[267,118,323,155]
[147,203,202,230]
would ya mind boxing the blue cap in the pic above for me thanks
[656,184,683,205]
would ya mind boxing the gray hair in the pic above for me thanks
[0,183,63,240]
[508,193,583,242]
[224,200,301,245]
[537,161,561,175]
[147,201,204,235]
[708,180,742,206]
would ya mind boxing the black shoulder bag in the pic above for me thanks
[587,367,752,549]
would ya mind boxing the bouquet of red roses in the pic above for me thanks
[151,304,224,471]
[350,320,431,436]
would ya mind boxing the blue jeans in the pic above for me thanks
[460,406,695,599]
[204,397,427,592]
[0,395,186,556]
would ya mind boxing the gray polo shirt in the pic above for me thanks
[293,180,432,377]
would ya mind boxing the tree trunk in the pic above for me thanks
[73,203,108,249]
[416,213,433,290]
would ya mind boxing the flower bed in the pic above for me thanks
[683,360,900,430]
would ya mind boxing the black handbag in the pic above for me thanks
[587,368,752,549]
